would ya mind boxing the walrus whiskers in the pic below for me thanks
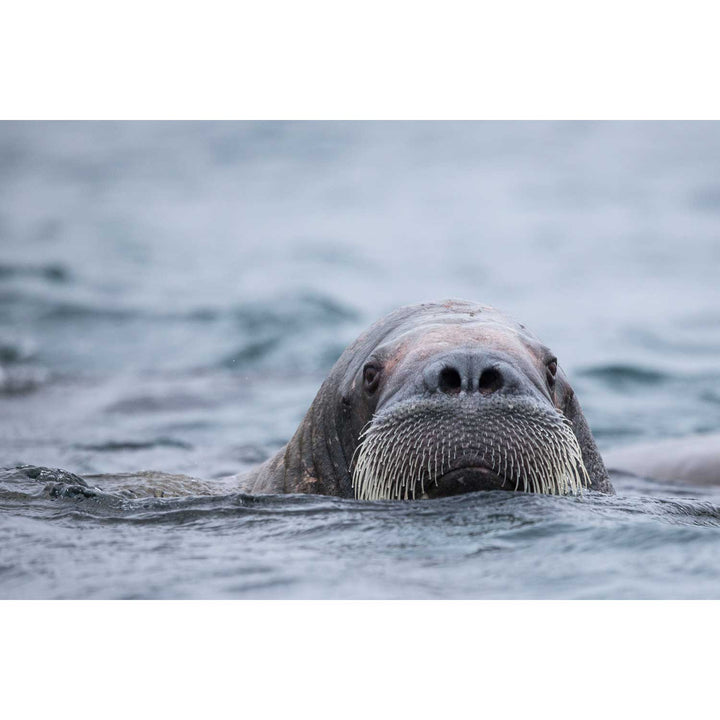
[351,395,590,501]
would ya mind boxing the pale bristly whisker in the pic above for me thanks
[351,395,589,501]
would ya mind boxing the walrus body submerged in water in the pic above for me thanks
[16,299,718,501]
[20,299,717,501]
[238,299,614,498]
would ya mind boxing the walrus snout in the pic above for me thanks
[351,394,591,500]
[421,349,533,399]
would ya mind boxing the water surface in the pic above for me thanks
[1,121,719,598]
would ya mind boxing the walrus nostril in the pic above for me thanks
[438,367,462,394]
[478,367,503,394]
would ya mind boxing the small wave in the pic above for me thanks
[106,393,215,414]
[700,389,720,406]
[232,292,359,333]
[0,263,70,283]
[41,303,138,321]
[221,337,281,368]
[0,289,143,324]
[229,444,272,465]
[578,363,670,387]
[0,337,37,364]
[6,463,720,536]
[591,426,645,443]
[690,184,720,211]
[74,438,193,452]
[0,365,49,395]
[630,327,720,356]
[221,292,360,370]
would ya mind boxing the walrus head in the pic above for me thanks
[242,300,613,498]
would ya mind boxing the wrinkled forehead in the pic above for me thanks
[375,306,547,365]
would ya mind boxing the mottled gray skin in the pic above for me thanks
[238,300,613,497]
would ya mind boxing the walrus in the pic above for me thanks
[237,299,614,498]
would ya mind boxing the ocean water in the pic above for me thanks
[1,121,719,598]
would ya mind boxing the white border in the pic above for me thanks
[2,1,720,118]
[2,3,718,713]
[3,601,718,718]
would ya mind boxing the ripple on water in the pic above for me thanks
[0,365,49,395]
[0,262,71,283]
[578,363,670,387]
[3,465,720,598]
[221,292,360,370]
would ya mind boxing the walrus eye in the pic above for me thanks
[546,359,558,388]
[363,364,381,394]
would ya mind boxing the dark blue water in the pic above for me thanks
[2,121,720,598]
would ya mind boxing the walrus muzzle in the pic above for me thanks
[352,394,589,501]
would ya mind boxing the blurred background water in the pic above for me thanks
[1,121,719,598]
